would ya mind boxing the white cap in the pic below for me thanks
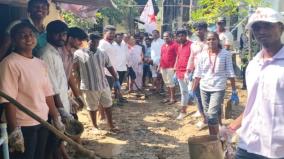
[246,7,284,29]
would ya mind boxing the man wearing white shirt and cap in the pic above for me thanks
[227,7,284,159]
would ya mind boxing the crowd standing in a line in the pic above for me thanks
[0,0,283,158]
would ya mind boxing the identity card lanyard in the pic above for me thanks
[208,51,218,74]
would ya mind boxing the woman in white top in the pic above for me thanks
[127,37,144,91]
[192,32,236,135]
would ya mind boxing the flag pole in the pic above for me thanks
[161,0,164,33]
[189,0,193,21]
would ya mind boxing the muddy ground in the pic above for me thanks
[71,80,246,159]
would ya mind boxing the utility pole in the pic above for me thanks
[189,0,193,21]
[161,0,164,33]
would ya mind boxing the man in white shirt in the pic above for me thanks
[98,25,126,104]
[113,33,128,85]
[40,20,72,159]
[216,17,234,50]
[41,21,73,119]
[122,33,130,46]
[227,7,284,159]
[150,30,164,92]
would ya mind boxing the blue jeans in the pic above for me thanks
[195,84,203,114]
[178,79,188,107]
[143,64,152,78]
[10,124,48,159]
[235,148,284,159]
[200,89,225,125]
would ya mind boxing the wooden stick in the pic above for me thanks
[0,91,106,159]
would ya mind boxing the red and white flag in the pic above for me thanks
[139,0,157,33]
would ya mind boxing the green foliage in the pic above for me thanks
[100,0,139,25]
[192,0,269,23]
[62,11,93,30]
[93,12,104,33]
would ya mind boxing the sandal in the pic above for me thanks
[167,100,177,105]
[196,121,208,130]
[161,99,170,103]
[92,127,107,135]
[109,127,120,134]
[128,90,136,94]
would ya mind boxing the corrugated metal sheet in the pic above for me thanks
[54,0,116,8]
[0,0,116,8]
[0,0,27,7]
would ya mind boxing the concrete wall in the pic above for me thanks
[266,0,284,42]
[269,0,284,12]
[44,2,62,26]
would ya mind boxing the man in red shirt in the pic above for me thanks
[175,29,192,120]
[160,31,178,104]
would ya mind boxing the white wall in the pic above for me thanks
[267,0,284,12]
[267,0,284,42]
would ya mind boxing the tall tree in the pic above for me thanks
[100,0,139,32]
[62,11,94,31]
[191,0,269,23]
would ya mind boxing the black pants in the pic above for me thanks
[11,124,49,159]
[117,71,126,85]
[45,117,61,159]
[241,65,247,89]
[127,67,136,80]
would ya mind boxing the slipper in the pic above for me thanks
[196,121,208,130]
[167,100,177,105]
[149,88,156,92]
[98,119,108,124]
[116,102,124,106]
[161,99,170,103]
[119,98,128,103]
[109,127,120,134]
[92,127,107,135]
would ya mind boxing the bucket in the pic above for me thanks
[188,135,223,159]
[65,120,84,141]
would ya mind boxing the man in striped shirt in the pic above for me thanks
[74,33,120,133]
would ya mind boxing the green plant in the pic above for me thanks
[191,0,269,23]
[62,11,93,30]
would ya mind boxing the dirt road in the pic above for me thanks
[73,81,246,159]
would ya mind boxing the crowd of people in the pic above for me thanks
[0,0,284,159]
